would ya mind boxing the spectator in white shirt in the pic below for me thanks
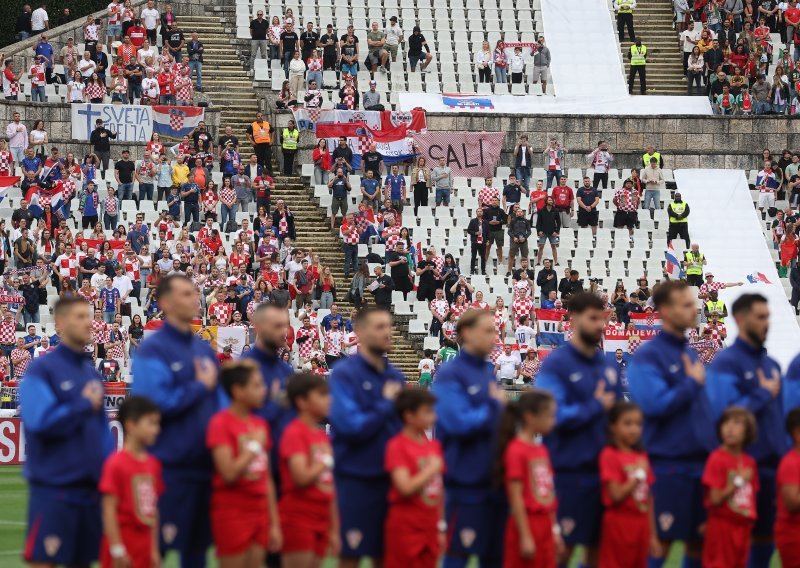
[494,344,520,385]
[509,46,525,84]
[78,51,97,79]
[31,4,49,34]
[475,41,492,83]
[67,71,86,103]
[140,0,160,44]
[5,112,28,164]
[385,16,403,63]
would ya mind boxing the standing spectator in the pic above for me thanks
[2,60,22,101]
[384,16,403,64]
[319,23,338,70]
[30,2,49,34]
[667,192,691,249]
[475,41,492,83]
[306,48,323,89]
[513,135,533,190]
[232,164,253,216]
[28,55,47,103]
[411,156,431,215]
[576,176,600,237]
[537,258,558,298]
[90,118,116,178]
[508,46,525,84]
[543,137,566,189]
[107,0,123,52]
[383,164,406,212]
[34,34,54,84]
[484,196,506,268]
[15,4,32,41]
[587,140,614,189]
[370,265,394,308]
[613,178,640,244]
[431,156,452,208]
[751,74,772,114]
[114,149,136,201]
[165,22,185,62]
[287,50,306,98]
[552,175,575,228]
[641,157,664,212]
[407,26,432,72]
[536,196,561,265]
[186,32,204,91]
[467,207,489,275]
[312,139,331,186]
[328,167,351,229]
[140,0,159,44]
[507,207,532,276]
[5,113,27,164]
[532,35,551,92]
[628,38,647,94]
[756,160,780,214]
[281,119,299,176]
[247,111,274,175]
[280,23,299,78]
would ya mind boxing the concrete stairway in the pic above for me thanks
[179,11,422,378]
[618,0,686,95]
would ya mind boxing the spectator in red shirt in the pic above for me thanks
[551,175,574,228]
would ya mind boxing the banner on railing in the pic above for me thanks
[71,104,205,143]
[411,131,505,177]
[291,108,426,133]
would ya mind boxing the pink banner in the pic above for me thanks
[411,131,505,177]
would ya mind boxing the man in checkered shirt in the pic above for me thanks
[478,177,500,209]
[340,213,360,278]
[429,288,449,338]
[613,178,640,243]
[295,315,320,361]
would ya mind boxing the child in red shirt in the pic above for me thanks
[99,396,164,568]
[498,390,563,568]
[279,373,339,565]
[384,389,445,568]
[702,407,760,568]
[207,360,282,567]
[598,401,659,568]
[776,407,800,568]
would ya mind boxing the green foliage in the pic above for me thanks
[0,1,110,48]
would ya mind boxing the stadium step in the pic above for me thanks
[182,8,422,376]
[618,0,688,95]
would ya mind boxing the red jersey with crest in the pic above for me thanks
[599,446,654,514]
[207,409,271,508]
[703,448,759,523]
[504,437,557,514]
[385,432,445,530]
[278,419,335,520]
[98,450,164,568]
[775,449,800,567]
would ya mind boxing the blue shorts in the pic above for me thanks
[554,470,602,547]
[651,459,706,542]
[444,486,507,564]
[159,469,212,558]
[106,24,122,38]
[25,485,101,565]
[436,188,451,205]
[754,466,776,537]
[335,474,389,558]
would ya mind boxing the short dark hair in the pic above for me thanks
[118,395,160,432]
[219,360,260,398]
[731,293,767,317]
[155,273,192,301]
[567,292,604,314]
[786,407,800,436]
[286,372,329,410]
[54,296,90,319]
[395,388,436,420]
[652,280,689,310]
[717,406,758,447]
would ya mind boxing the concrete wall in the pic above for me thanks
[267,108,799,172]
[0,100,221,160]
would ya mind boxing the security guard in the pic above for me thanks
[703,289,728,323]
[248,111,273,175]
[281,118,300,176]
[628,38,647,95]
[642,144,663,168]
[613,0,636,42]
[667,192,691,249]
[683,243,706,288]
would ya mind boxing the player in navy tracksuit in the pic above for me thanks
[627,281,717,568]
[20,297,113,566]
[706,293,785,568]
[536,293,622,568]
[433,309,506,568]
[328,308,403,568]
[131,274,221,568]
[246,303,295,479]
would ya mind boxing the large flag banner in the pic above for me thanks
[411,131,505,177]
[535,308,567,347]
[441,94,495,110]
[316,122,414,169]
[665,243,684,280]
[152,105,206,140]
[629,312,663,331]
[0,177,19,201]
[71,103,153,142]
[190,324,248,356]
[603,328,660,354]
[291,108,426,133]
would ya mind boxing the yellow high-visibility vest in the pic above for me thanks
[685,252,705,276]
[706,300,726,321]
[643,151,661,167]
[630,45,647,66]
[282,128,299,150]
[669,201,688,223]
[618,0,634,13]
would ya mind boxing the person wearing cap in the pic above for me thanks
[320,24,339,70]
[363,80,384,111]
[340,34,359,78]
[34,34,55,84]
[698,273,744,300]
[407,26,432,72]
[385,16,404,63]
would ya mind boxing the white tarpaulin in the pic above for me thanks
[396,93,713,115]
[674,169,800,369]
[71,103,153,142]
